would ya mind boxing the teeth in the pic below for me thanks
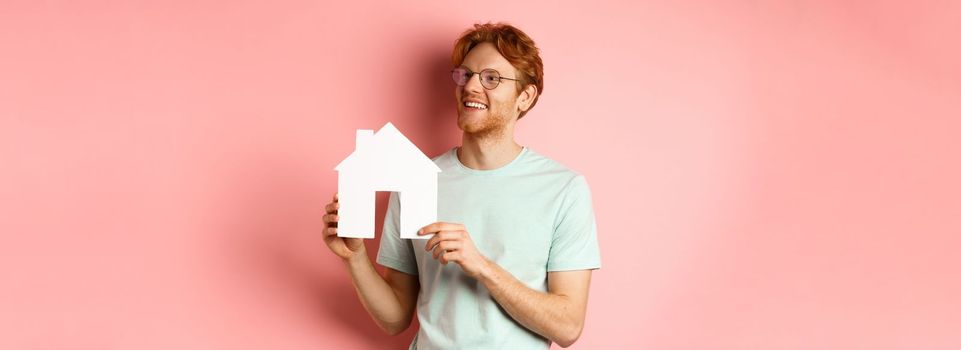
[465,101,488,109]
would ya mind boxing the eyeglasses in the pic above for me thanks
[451,67,522,90]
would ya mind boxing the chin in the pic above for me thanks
[456,118,477,133]
[456,112,482,131]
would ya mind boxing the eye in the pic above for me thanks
[452,68,472,85]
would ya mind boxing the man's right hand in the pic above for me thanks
[323,193,366,261]
[321,193,420,335]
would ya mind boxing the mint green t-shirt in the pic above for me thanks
[376,147,602,350]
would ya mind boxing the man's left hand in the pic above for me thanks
[419,222,491,279]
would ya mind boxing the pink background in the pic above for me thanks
[2,1,960,349]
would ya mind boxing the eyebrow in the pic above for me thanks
[457,65,505,73]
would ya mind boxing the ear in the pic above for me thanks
[517,84,539,112]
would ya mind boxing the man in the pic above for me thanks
[322,22,600,349]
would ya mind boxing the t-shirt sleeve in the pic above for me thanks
[547,175,602,272]
[375,192,419,275]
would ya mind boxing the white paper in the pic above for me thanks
[334,122,441,239]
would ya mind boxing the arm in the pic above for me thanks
[418,223,593,347]
[323,194,419,335]
[478,266,592,348]
[344,249,420,335]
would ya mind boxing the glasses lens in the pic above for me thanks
[480,70,500,89]
[451,68,469,86]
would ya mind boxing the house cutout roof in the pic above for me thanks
[335,122,441,173]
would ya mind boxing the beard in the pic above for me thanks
[457,97,516,140]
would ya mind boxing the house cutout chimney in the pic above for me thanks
[334,122,441,239]
[355,130,372,151]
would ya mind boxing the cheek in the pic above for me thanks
[492,92,516,109]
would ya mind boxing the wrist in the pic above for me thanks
[344,247,370,267]
[475,257,496,281]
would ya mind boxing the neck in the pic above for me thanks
[457,131,523,170]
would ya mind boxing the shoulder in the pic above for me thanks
[522,148,587,185]
[430,147,457,169]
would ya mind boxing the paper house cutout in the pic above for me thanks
[334,122,441,239]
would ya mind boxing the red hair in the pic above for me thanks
[452,23,544,119]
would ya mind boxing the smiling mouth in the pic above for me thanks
[463,101,488,110]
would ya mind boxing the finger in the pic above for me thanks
[323,227,338,237]
[432,241,462,260]
[325,201,339,214]
[425,234,440,251]
[333,193,339,202]
[424,230,465,251]
[440,251,459,265]
[418,222,465,235]
[440,230,468,248]
[431,240,447,259]
[420,223,464,235]
[323,214,339,224]
[425,233,440,251]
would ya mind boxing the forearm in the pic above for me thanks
[344,249,412,334]
[476,261,583,347]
